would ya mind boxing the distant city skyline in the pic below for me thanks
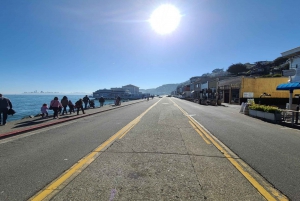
[1,0,299,94]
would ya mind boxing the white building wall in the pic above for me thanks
[290,57,300,82]
[122,85,139,94]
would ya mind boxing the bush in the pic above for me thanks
[249,104,281,113]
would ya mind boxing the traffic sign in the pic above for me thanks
[282,69,296,76]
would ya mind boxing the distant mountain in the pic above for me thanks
[140,84,179,95]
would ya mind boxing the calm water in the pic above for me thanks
[3,94,119,122]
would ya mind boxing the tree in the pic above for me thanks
[273,57,288,67]
[212,68,224,73]
[201,73,210,77]
[227,63,247,75]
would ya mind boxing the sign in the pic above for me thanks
[243,92,254,98]
[282,69,296,76]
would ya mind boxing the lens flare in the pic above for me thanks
[149,4,181,35]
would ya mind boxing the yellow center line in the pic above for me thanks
[188,121,211,144]
[171,99,288,201]
[29,99,162,201]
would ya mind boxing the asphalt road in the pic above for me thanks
[1,97,299,200]
[172,98,300,201]
[0,100,155,201]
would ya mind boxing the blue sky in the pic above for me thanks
[1,0,299,94]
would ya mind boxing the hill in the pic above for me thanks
[140,84,179,95]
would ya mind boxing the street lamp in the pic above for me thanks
[259,92,271,105]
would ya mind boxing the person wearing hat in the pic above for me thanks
[0,93,13,126]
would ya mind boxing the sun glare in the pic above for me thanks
[149,4,181,35]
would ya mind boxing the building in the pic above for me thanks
[93,89,112,99]
[93,84,143,99]
[122,84,139,95]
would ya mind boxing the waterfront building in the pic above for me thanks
[93,89,113,99]
[93,84,143,99]
[122,84,139,95]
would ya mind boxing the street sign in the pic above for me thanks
[243,92,253,98]
[282,69,296,76]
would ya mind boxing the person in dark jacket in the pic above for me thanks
[61,96,69,115]
[75,99,85,115]
[115,96,121,106]
[99,96,105,107]
[68,100,75,114]
[0,93,13,125]
[83,95,90,109]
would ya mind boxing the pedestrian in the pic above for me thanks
[50,97,63,119]
[83,95,90,109]
[68,100,75,114]
[89,99,95,108]
[115,96,121,106]
[61,96,69,115]
[41,103,48,118]
[0,94,13,126]
[99,96,105,107]
[75,99,85,115]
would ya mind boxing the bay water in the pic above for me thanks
[2,94,119,122]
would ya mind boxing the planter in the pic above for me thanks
[249,109,257,117]
[256,111,265,119]
[264,112,281,122]
[249,109,281,122]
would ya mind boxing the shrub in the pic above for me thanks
[249,104,281,113]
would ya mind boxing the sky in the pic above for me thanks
[1,0,300,94]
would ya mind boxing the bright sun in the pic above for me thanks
[149,4,181,35]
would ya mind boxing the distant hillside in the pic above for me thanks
[140,84,179,95]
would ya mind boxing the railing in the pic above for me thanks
[280,109,300,126]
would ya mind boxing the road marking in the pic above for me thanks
[29,99,162,201]
[188,121,211,144]
[171,99,288,201]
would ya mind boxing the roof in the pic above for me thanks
[276,82,300,90]
[281,47,300,58]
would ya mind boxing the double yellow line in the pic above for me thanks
[30,99,161,201]
[172,100,288,201]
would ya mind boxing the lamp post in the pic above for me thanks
[259,92,271,105]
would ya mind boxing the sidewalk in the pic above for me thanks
[0,99,145,138]
[36,98,270,200]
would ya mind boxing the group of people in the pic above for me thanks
[42,95,106,119]
[0,94,109,124]
[42,95,92,119]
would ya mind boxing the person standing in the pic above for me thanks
[83,95,90,109]
[75,99,85,115]
[99,96,105,107]
[61,96,69,115]
[0,94,13,126]
[50,97,63,119]
[115,96,121,106]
